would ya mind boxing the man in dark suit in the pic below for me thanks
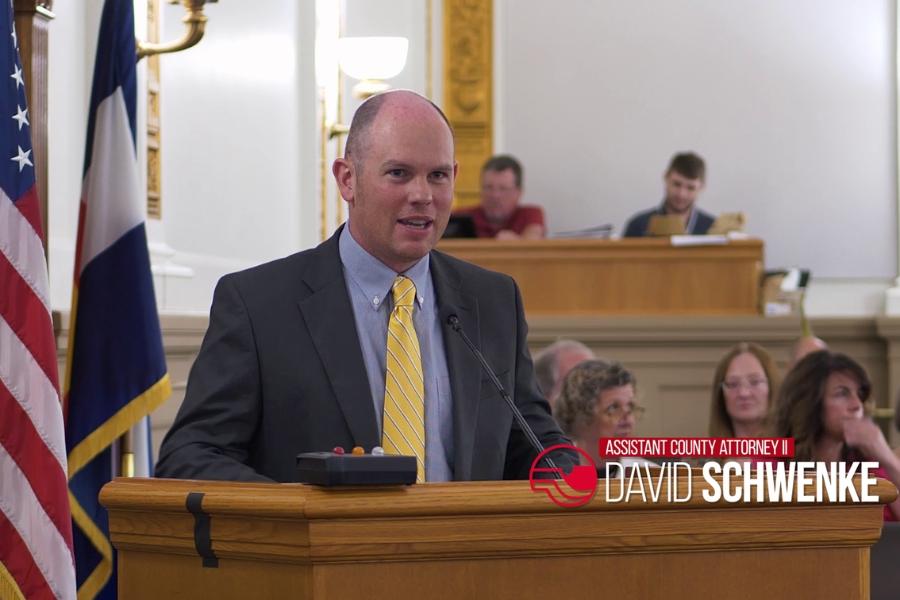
[155,90,574,483]
[623,152,715,237]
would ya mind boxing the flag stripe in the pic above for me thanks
[0,251,58,390]
[0,445,77,599]
[81,0,137,177]
[0,380,73,552]
[64,223,167,453]
[8,184,44,238]
[2,3,75,598]
[0,513,52,600]
[0,188,50,309]
[0,317,67,469]
[77,88,142,275]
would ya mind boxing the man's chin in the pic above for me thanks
[394,239,437,264]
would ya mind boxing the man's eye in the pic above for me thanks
[388,169,406,177]
[431,171,449,180]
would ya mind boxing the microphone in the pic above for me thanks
[446,314,560,472]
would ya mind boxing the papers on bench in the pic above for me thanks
[670,232,753,246]
[551,224,614,239]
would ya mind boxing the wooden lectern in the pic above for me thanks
[101,476,895,599]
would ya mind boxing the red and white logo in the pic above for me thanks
[528,444,598,508]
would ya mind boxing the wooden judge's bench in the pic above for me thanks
[437,237,764,315]
[101,476,896,600]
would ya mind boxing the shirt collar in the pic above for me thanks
[339,224,429,310]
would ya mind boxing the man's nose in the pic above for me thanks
[409,176,433,202]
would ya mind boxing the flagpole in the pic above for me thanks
[119,431,135,478]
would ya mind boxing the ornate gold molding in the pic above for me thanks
[443,0,492,208]
[146,0,162,219]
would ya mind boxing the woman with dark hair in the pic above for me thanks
[774,350,900,520]
[709,342,780,438]
[555,360,654,476]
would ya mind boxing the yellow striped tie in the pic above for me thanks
[382,275,426,482]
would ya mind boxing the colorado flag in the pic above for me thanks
[64,0,171,597]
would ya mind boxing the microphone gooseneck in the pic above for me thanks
[445,314,559,471]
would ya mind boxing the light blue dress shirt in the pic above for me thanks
[338,226,454,481]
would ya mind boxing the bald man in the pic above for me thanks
[157,91,574,483]
[789,335,828,369]
[533,340,596,411]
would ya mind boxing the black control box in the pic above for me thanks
[295,452,417,486]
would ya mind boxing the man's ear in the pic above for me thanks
[332,158,355,205]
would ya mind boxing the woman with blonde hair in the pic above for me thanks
[709,342,780,438]
[555,360,653,476]
[774,350,900,520]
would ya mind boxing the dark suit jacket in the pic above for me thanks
[623,206,715,237]
[155,228,574,482]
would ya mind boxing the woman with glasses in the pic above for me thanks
[709,342,781,438]
[555,360,654,476]
[774,350,900,520]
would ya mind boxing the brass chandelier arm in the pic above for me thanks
[137,0,215,61]
[327,123,349,141]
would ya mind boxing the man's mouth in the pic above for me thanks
[398,218,433,230]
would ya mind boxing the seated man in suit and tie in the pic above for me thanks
[155,90,574,483]
[623,151,716,237]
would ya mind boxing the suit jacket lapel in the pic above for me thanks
[297,230,380,449]
[430,252,481,481]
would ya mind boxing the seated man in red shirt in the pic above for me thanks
[459,155,546,239]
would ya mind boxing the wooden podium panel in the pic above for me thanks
[438,238,764,315]
[101,476,895,600]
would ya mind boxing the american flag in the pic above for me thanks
[0,2,77,599]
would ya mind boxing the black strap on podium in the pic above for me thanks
[186,492,218,568]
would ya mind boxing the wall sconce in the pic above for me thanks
[137,0,218,60]
[326,36,409,139]
[338,36,409,98]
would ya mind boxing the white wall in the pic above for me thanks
[46,1,899,316]
[47,0,98,311]
[496,0,898,285]
[46,0,319,314]
[342,0,432,126]
[155,0,318,311]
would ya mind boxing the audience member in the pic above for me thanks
[533,340,597,411]
[459,154,546,239]
[623,152,715,237]
[789,335,828,369]
[555,361,655,476]
[709,342,780,438]
[774,350,900,520]
[894,389,900,462]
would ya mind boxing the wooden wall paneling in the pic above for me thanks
[877,317,900,445]
[530,316,896,438]
[52,312,900,458]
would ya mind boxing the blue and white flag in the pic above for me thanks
[65,0,170,597]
